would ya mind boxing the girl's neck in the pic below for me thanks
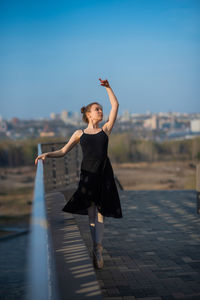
[87,122,100,129]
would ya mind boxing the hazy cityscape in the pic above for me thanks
[0,110,200,142]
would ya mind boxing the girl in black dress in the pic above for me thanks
[35,78,123,269]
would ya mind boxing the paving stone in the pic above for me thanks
[73,190,200,299]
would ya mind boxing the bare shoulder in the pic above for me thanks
[73,129,83,139]
[67,129,83,143]
[62,129,83,154]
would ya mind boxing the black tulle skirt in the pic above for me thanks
[62,156,123,218]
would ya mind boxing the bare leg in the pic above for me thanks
[87,202,105,246]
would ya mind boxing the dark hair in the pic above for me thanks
[81,102,102,123]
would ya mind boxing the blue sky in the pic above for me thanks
[0,0,199,119]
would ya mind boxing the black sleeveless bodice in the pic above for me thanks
[80,129,108,174]
[62,128,123,218]
[80,129,108,160]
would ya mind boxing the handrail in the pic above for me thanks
[26,144,59,300]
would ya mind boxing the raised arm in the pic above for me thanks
[35,130,82,165]
[99,78,119,135]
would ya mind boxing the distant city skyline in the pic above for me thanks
[0,0,199,119]
[1,107,200,142]
[1,109,200,122]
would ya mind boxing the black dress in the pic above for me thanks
[62,128,123,218]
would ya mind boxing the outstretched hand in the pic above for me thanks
[35,153,47,165]
[99,78,110,88]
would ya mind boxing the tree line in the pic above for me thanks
[109,133,200,163]
[0,134,200,167]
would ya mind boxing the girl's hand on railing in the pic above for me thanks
[35,153,48,165]
[99,78,110,88]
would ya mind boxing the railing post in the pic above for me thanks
[196,164,200,214]
[64,154,70,186]
[51,145,57,190]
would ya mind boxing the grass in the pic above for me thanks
[113,160,197,191]
[0,187,33,216]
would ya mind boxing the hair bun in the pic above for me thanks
[81,106,86,113]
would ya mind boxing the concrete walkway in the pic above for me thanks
[73,190,200,300]
[45,187,103,300]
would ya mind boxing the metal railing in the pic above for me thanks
[26,142,82,300]
[41,142,82,193]
[26,144,59,300]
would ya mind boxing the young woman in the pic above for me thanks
[35,78,123,269]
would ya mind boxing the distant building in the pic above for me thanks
[50,112,61,120]
[40,124,55,137]
[191,119,200,132]
[11,117,20,125]
[143,115,158,130]
[40,132,55,137]
[121,110,131,122]
[159,119,171,130]
[61,110,68,123]
[0,119,7,132]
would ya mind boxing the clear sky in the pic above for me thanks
[0,0,199,120]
